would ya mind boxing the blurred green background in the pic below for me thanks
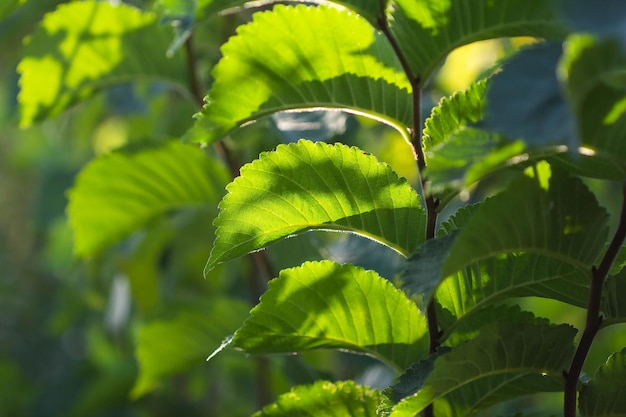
[1,2,625,416]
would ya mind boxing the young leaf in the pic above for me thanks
[132,298,250,398]
[206,140,425,271]
[18,1,187,127]
[68,141,229,257]
[223,261,429,371]
[253,380,382,417]
[579,348,626,417]
[389,0,566,83]
[196,5,412,144]
[423,80,526,195]
[389,320,576,416]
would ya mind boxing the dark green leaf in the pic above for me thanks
[389,0,566,84]
[132,298,250,398]
[484,42,577,149]
[206,140,425,271]
[155,0,196,56]
[68,141,229,257]
[196,5,412,144]
[601,269,626,326]
[253,380,383,417]
[579,347,626,417]
[18,1,187,126]
[559,0,626,42]
[221,261,429,371]
[390,320,575,416]
[401,231,459,307]
[560,35,626,166]
[379,349,451,416]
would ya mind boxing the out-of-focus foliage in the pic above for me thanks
[3,0,626,417]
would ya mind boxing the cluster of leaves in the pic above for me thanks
[7,0,626,416]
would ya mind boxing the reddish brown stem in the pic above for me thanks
[564,183,626,417]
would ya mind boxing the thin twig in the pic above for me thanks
[564,183,626,417]
[377,6,439,417]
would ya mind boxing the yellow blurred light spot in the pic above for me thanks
[437,37,540,94]
[93,117,128,154]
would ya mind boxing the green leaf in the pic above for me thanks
[196,5,412,144]
[559,0,626,41]
[400,231,459,308]
[601,269,626,326]
[579,348,626,417]
[484,42,578,149]
[0,0,25,21]
[132,298,250,398]
[423,80,526,195]
[401,166,609,340]
[253,380,383,417]
[560,35,626,166]
[389,320,576,416]
[442,167,608,278]
[221,261,429,371]
[155,0,196,57]
[389,0,566,84]
[18,1,187,127]
[68,141,230,257]
[207,140,425,271]
[379,349,451,416]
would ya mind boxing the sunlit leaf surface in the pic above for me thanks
[253,380,382,417]
[18,1,187,126]
[196,5,412,144]
[225,261,428,371]
[206,140,425,271]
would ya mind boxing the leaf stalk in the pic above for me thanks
[377,6,439,417]
[564,183,626,417]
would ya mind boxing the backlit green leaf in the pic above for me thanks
[222,261,429,371]
[389,0,566,84]
[68,141,229,257]
[206,140,425,271]
[390,320,575,416]
[402,166,608,340]
[579,348,626,417]
[442,168,608,278]
[253,380,382,417]
[18,1,187,127]
[196,5,412,144]
[132,298,250,398]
